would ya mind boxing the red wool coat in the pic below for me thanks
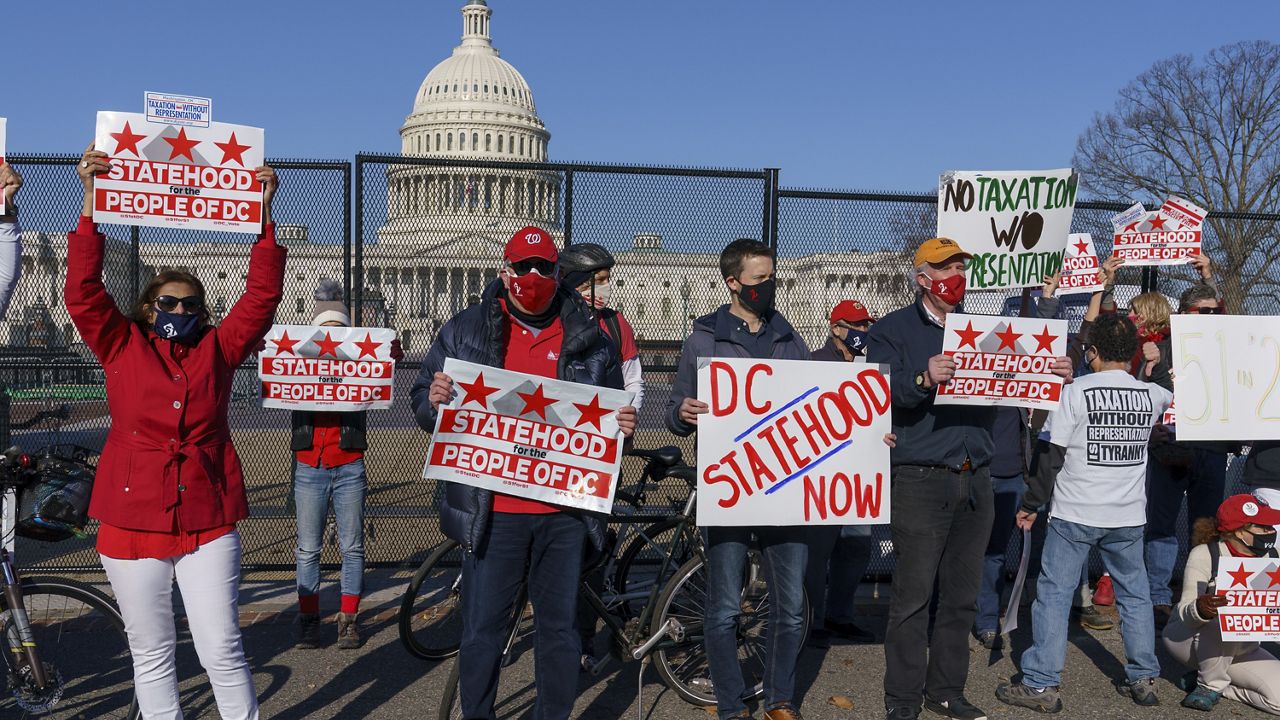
[65,216,285,532]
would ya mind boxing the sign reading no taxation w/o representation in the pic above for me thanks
[258,325,398,411]
[1111,197,1208,266]
[936,314,1068,411]
[1056,233,1105,296]
[696,358,892,527]
[424,358,635,514]
[938,168,1077,291]
[1216,555,1280,642]
[1171,314,1280,440]
[93,111,264,234]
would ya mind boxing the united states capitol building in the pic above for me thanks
[5,0,908,356]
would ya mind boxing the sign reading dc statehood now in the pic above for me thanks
[93,111,264,233]
[696,358,892,527]
[423,358,635,514]
[259,325,398,411]
[936,314,1068,411]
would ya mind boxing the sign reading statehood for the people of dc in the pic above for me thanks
[937,168,1077,291]
[423,358,635,514]
[1216,555,1280,642]
[1056,233,1105,296]
[936,314,1068,411]
[93,111,264,234]
[695,358,891,527]
[1111,197,1208,266]
[258,325,398,411]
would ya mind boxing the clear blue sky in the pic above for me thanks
[8,1,1278,192]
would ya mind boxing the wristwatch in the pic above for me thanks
[914,371,927,389]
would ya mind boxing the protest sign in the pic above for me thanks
[1216,555,1280,642]
[1056,233,1105,296]
[695,358,891,527]
[935,314,1068,411]
[0,117,6,216]
[1111,197,1207,266]
[259,325,397,411]
[145,92,212,128]
[93,111,264,234]
[1171,315,1280,440]
[937,168,1077,290]
[423,358,634,514]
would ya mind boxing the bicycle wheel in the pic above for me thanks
[610,518,692,617]
[399,539,464,660]
[0,577,139,719]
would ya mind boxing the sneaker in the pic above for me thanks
[924,695,987,719]
[973,630,1000,650]
[336,612,362,650]
[1181,685,1221,711]
[824,619,876,644]
[1175,670,1199,693]
[1092,574,1115,606]
[1153,604,1173,631]
[995,682,1063,713]
[1072,605,1115,631]
[1118,678,1159,707]
[296,612,321,649]
[763,703,803,720]
[886,707,921,720]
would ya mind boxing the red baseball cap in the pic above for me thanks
[830,300,874,324]
[504,226,558,263]
[1217,494,1280,532]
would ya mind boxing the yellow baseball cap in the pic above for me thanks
[913,237,972,267]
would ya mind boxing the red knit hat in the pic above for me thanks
[504,226,558,263]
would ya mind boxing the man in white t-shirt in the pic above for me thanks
[996,313,1174,714]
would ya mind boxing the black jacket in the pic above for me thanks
[409,279,623,553]
[290,411,367,453]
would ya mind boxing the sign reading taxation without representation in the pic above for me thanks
[938,168,1077,290]
[424,358,634,514]
[1056,233,1105,296]
[1111,197,1208,266]
[696,358,891,527]
[936,314,1068,411]
[1171,314,1280,441]
[145,92,212,128]
[258,325,398,411]
[1215,555,1280,642]
[93,111,264,233]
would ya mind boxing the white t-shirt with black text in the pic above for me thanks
[1047,369,1174,528]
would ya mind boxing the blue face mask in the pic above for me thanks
[153,310,201,343]
[841,328,869,355]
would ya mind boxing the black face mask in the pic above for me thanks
[736,277,775,316]
[153,310,201,343]
[1246,529,1277,555]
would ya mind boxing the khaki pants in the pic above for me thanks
[1164,619,1280,715]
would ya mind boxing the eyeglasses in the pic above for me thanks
[508,259,556,276]
[152,295,205,313]
[1185,305,1225,315]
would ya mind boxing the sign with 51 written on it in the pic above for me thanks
[1171,315,1280,440]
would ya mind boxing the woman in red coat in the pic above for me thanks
[67,146,284,720]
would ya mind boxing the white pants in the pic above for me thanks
[1164,621,1280,715]
[101,531,258,720]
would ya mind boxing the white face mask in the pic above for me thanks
[580,281,611,309]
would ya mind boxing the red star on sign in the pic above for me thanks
[353,332,381,359]
[457,372,500,409]
[994,325,1023,352]
[163,127,201,162]
[314,331,342,358]
[1148,216,1166,230]
[1227,563,1253,588]
[954,320,982,350]
[1124,222,1140,232]
[517,383,557,420]
[214,132,252,167]
[110,121,148,157]
[272,331,299,355]
[573,393,613,431]
[1073,239,1091,256]
[1266,567,1280,588]
[1031,324,1058,354]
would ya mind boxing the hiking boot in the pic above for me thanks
[973,630,1000,650]
[763,703,802,720]
[996,682,1063,713]
[336,612,362,650]
[924,695,987,719]
[1072,605,1115,631]
[1092,574,1115,606]
[824,619,876,644]
[1181,685,1221,711]
[296,612,321,649]
[1118,678,1159,706]
[1153,604,1173,631]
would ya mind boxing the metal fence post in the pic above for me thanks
[342,161,353,309]
[768,168,781,251]
[353,154,365,322]
[562,169,574,246]
[130,225,141,304]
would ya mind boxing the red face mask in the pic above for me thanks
[506,269,558,314]
[930,273,967,306]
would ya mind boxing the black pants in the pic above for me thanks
[883,465,993,709]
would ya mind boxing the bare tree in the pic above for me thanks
[1074,40,1280,313]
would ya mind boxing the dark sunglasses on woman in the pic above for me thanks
[153,295,205,313]
[508,258,556,276]
[1185,305,1225,315]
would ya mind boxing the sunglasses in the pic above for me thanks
[509,259,556,276]
[1185,305,1225,315]
[152,295,205,313]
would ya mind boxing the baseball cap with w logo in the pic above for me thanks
[504,225,558,263]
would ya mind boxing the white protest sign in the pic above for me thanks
[93,111,264,233]
[935,314,1068,411]
[937,168,1077,291]
[145,91,212,128]
[0,117,7,216]
[1111,197,1207,266]
[1056,233,1105,296]
[695,358,891,527]
[258,325,398,411]
[1216,555,1280,642]
[1171,315,1280,440]
[423,358,634,514]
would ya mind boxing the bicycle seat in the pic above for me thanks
[628,446,683,468]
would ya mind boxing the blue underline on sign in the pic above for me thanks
[733,386,820,443]
[764,440,853,495]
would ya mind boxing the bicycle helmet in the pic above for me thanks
[559,243,615,290]
[16,456,94,542]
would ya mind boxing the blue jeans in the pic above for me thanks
[460,512,585,720]
[805,525,873,624]
[704,526,808,719]
[1145,449,1227,605]
[294,458,367,598]
[975,474,1024,634]
[1021,518,1158,689]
